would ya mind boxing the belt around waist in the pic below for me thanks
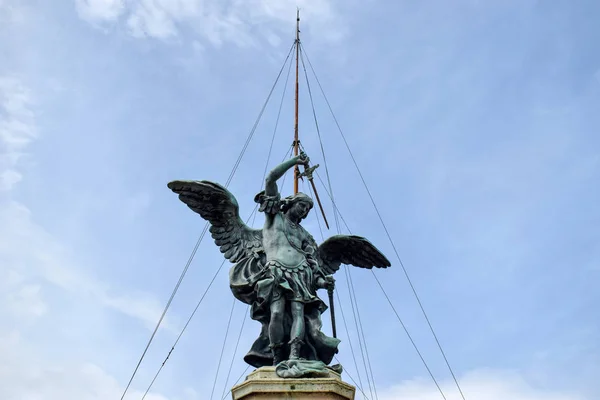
[266,259,308,270]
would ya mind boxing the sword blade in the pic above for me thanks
[308,177,330,229]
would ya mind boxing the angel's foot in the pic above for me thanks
[270,342,285,365]
[289,338,305,360]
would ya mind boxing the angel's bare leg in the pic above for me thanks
[269,297,285,343]
[290,301,305,340]
[289,301,305,359]
[269,297,286,364]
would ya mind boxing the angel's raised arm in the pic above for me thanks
[264,152,309,196]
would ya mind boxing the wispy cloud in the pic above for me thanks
[0,270,47,322]
[2,0,600,398]
[0,77,176,330]
[0,330,170,400]
[76,0,345,45]
[379,369,586,400]
[0,72,180,399]
[0,76,36,192]
[75,0,125,24]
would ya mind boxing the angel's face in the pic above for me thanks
[288,200,311,222]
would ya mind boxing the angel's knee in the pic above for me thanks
[290,301,304,316]
[270,299,285,323]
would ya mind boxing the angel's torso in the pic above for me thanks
[263,212,309,268]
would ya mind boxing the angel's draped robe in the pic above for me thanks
[228,192,341,368]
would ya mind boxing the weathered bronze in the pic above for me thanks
[168,152,391,378]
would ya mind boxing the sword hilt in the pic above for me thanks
[299,164,319,180]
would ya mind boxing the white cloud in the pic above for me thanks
[0,330,170,400]
[76,0,345,46]
[0,269,47,323]
[126,0,200,40]
[4,283,47,319]
[0,169,21,191]
[0,75,179,398]
[379,369,588,400]
[75,0,125,24]
[0,76,176,331]
[0,76,36,192]
[0,198,178,332]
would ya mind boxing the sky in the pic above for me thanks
[1,0,599,399]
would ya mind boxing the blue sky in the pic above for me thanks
[1,0,599,399]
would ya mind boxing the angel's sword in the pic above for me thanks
[299,163,330,229]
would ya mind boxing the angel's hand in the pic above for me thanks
[325,275,335,289]
[296,151,310,166]
[316,277,327,289]
[317,275,335,290]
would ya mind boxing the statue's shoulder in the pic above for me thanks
[254,190,281,215]
[271,211,285,226]
[302,227,316,243]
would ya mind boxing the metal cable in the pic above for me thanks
[140,107,300,398]
[334,356,371,400]
[279,146,294,192]
[343,264,374,399]
[221,365,251,400]
[225,42,296,187]
[251,53,294,228]
[299,50,375,398]
[220,137,294,397]
[305,177,365,395]
[301,43,463,400]
[210,298,237,400]
[335,288,365,395]
[122,42,297,400]
[347,267,379,400]
[309,154,449,400]
[123,220,209,400]
[141,258,227,399]
[299,46,341,231]
[220,309,248,399]
[140,197,266,398]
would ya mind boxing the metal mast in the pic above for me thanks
[293,8,300,194]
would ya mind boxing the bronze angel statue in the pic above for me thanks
[168,152,390,378]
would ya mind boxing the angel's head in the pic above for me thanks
[281,192,314,223]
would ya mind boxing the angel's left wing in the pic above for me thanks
[317,235,391,275]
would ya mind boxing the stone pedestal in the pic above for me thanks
[231,366,355,400]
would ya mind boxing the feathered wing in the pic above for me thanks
[167,180,263,263]
[317,235,391,275]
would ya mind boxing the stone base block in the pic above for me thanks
[231,366,355,400]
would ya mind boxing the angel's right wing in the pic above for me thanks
[167,180,263,263]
